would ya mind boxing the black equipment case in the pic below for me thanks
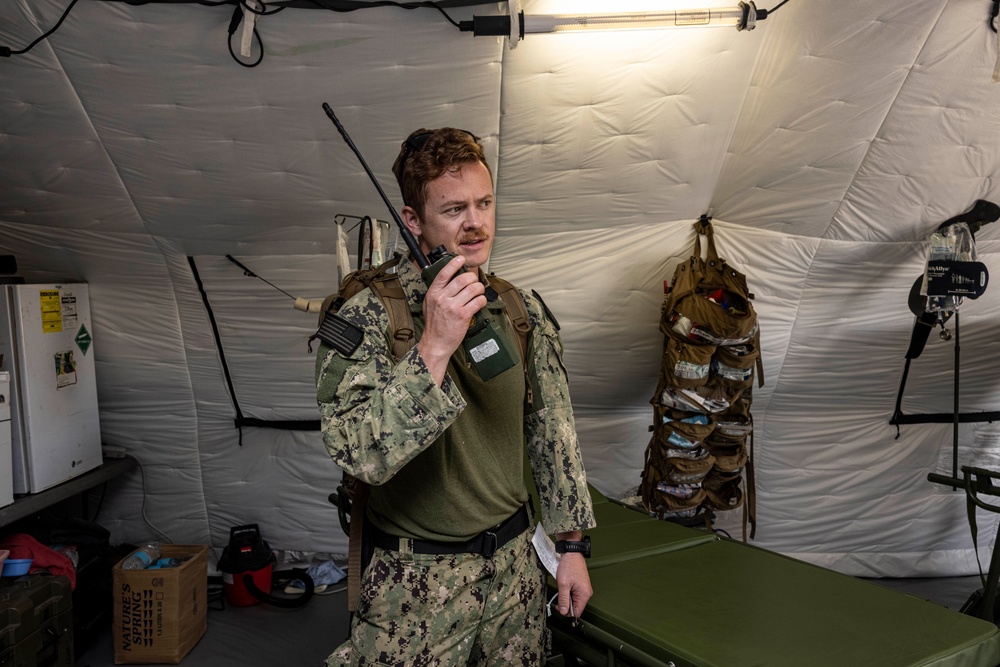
[0,574,73,667]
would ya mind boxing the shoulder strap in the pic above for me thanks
[369,275,415,361]
[344,477,370,614]
[488,275,531,362]
[488,274,534,409]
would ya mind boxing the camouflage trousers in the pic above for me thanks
[326,527,546,667]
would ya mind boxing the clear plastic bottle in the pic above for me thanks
[121,543,161,570]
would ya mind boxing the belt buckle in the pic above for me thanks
[482,531,498,558]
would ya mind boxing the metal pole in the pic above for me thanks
[953,312,960,481]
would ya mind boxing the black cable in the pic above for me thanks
[89,482,110,523]
[302,0,460,28]
[225,254,298,300]
[188,256,251,445]
[1,0,80,57]
[227,3,265,67]
[767,0,790,13]
[192,256,321,436]
[2,0,458,61]
[240,0,286,16]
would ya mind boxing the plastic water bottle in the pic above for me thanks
[121,543,162,570]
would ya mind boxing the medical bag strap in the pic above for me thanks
[693,215,718,263]
[754,327,765,389]
[744,416,757,541]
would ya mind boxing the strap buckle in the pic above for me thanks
[481,531,498,558]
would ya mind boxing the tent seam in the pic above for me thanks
[824,0,952,240]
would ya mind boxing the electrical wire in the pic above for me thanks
[301,0,460,28]
[767,0,790,13]
[227,3,265,67]
[240,0,286,16]
[225,255,297,300]
[1,0,460,61]
[0,0,80,57]
[89,482,110,523]
[133,456,174,543]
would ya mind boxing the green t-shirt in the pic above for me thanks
[366,305,528,541]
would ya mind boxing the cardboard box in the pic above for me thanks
[113,545,208,664]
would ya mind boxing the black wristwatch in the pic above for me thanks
[555,535,591,558]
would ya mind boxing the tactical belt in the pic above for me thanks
[369,505,530,559]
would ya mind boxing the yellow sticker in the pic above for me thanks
[39,290,62,333]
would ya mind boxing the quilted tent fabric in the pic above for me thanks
[2,0,1000,576]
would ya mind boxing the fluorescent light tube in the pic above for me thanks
[460,2,767,46]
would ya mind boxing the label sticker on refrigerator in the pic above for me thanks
[75,325,92,356]
[54,350,78,388]
[39,290,62,333]
[61,293,78,329]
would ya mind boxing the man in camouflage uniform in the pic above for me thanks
[316,127,595,666]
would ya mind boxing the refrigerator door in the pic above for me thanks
[4,284,102,493]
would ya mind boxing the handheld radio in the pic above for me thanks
[321,103,517,381]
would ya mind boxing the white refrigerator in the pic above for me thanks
[0,284,103,494]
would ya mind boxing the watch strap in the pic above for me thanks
[555,535,591,558]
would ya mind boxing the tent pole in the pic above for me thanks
[953,312,961,482]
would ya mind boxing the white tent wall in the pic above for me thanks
[3,0,1000,576]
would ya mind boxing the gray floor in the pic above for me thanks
[78,580,351,667]
[76,574,991,667]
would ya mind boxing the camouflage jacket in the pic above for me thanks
[315,255,595,536]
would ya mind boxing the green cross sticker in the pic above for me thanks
[75,325,92,356]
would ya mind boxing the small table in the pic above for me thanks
[0,455,137,529]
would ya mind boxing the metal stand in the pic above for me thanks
[928,466,1000,623]
[952,312,960,480]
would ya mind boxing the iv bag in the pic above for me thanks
[921,222,977,314]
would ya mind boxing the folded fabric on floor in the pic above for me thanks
[284,560,346,594]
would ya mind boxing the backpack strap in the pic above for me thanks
[369,275,416,360]
[307,255,404,354]
[488,274,533,409]
[487,275,531,360]
[344,477,370,614]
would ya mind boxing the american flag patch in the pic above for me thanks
[317,313,364,356]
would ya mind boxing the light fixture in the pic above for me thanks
[459,1,769,47]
